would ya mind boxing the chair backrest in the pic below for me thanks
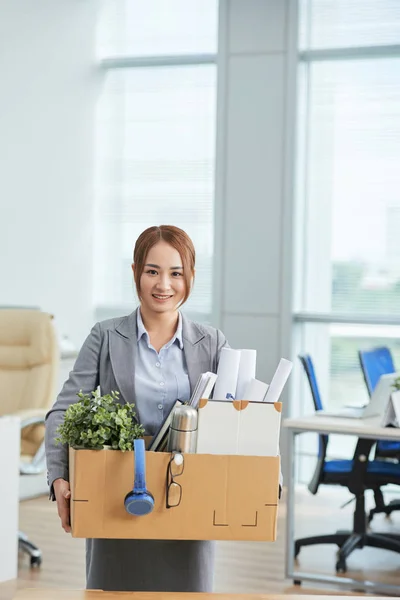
[298,354,328,459]
[358,346,396,397]
[298,354,328,493]
[0,309,59,456]
[299,354,323,411]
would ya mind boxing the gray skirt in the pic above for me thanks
[86,538,215,592]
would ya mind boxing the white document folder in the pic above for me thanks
[196,399,282,457]
[381,389,400,428]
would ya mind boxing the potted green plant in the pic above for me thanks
[55,389,145,451]
[392,376,400,392]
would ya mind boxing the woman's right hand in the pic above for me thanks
[53,478,71,533]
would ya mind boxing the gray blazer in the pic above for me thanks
[45,309,229,494]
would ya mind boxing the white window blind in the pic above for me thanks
[98,0,218,57]
[297,3,400,318]
[94,2,218,320]
[300,57,400,317]
[300,0,400,50]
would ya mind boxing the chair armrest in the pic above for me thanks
[8,408,47,428]
[20,415,45,430]
[9,410,48,475]
[20,441,46,475]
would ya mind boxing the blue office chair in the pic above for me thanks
[359,346,400,458]
[358,346,395,394]
[358,346,400,521]
[296,354,400,573]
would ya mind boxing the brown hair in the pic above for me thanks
[133,225,196,305]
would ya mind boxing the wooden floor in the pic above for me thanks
[1,486,400,599]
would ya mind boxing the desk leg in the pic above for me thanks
[285,428,296,581]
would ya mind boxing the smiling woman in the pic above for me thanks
[132,226,196,351]
[45,224,229,593]
[133,224,195,306]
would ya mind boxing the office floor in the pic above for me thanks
[1,486,399,600]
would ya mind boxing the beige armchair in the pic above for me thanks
[0,309,59,567]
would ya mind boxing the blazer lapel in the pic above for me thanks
[109,310,138,408]
[182,314,212,394]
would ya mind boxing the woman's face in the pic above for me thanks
[135,241,187,314]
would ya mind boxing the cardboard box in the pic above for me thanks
[69,399,281,542]
[69,448,280,541]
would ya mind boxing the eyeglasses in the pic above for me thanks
[166,452,184,509]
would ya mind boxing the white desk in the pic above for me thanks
[283,414,400,596]
[0,416,20,583]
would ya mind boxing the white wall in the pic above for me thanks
[0,0,102,347]
[214,0,297,479]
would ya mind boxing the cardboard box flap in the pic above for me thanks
[196,400,282,457]
[199,398,282,412]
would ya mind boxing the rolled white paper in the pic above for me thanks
[236,349,257,400]
[242,378,269,402]
[213,348,241,400]
[264,358,293,403]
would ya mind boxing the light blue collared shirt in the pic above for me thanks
[135,309,191,434]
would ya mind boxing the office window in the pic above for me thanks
[98,0,218,58]
[295,1,400,470]
[298,58,400,318]
[94,1,218,321]
[299,0,400,50]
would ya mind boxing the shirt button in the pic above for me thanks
[160,381,165,387]
[158,404,163,410]
[156,362,160,367]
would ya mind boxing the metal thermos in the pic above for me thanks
[167,404,198,454]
